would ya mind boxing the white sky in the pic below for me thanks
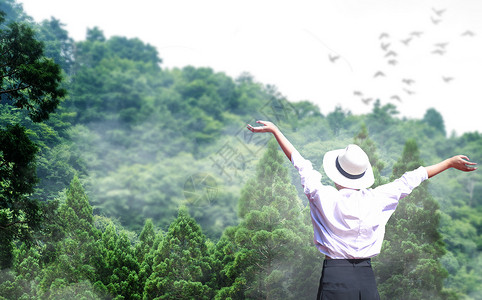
[19,0,482,135]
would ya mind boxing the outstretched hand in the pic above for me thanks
[247,120,295,160]
[246,120,278,133]
[450,155,478,172]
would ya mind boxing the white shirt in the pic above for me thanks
[291,150,428,259]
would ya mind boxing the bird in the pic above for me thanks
[402,78,415,85]
[431,16,442,25]
[442,76,454,83]
[362,98,373,105]
[329,54,340,62]
[410,31,424,38]
[432,7,446,17]
[461,30,475,37]
[388,59,398,65]
[390,95,402,102]
[431,49,445,55]
[353,91,363,96]
[403,88,415,95]
[434,42,449,49]
[385,50,397,57]
[379,32,390,39]
[380,43,391,51]
[401,37,412,46]
[374,71,385,78]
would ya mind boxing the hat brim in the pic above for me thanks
[323,149,374,190]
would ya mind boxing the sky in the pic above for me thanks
[19,0,482,135]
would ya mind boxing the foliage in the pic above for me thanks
[0,1,480,299]
[144,206,213,299]
[0,124,39,269]
[374,140,450,300]
[217,140,321,299]
[0,11,66,122]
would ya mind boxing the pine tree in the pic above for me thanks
[354,123,386,188]
[37,176,101,297]
[219,139,320,299]
[135,218,156,265]
[136,219,162,299]
[143,206,213,299]
[95,222,142,299]
[0,124,40,269]
[374,139,450,299]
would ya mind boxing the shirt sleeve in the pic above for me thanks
[373,166,428,211]
[291,150,324,201]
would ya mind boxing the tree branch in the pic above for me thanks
[0,68,19,80]
[0,84,32,95]
[0,220,29,230]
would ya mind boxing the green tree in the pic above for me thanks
[327,105,348,136]
[0,0,31,24]
[0,242,41,299]
[219,139,320,299]
[37,176,101,298]
[423,108,446,137]
[354,123,386,188]
[135,218,156,265]
[374,139,450,300]
[144,206,213,299]
[95,222,142,299]
[0,11,66,122]
[0,13,69,267]
[0,124,39,269]
[367,99,399,133]
[36,17,74,75]
[137,221,164,300]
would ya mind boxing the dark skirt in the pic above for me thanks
[317,258,380,300]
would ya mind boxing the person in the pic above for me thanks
[246,120,477,300]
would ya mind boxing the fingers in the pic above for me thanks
[247,120,270,132]
[246,123,263,133]
[457,155,478,171]
[465,161,478,171]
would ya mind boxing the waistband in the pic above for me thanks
[323,258,371,267]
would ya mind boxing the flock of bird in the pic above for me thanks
[327,7,477,106]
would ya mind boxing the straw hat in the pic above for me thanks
[323,144,374,189]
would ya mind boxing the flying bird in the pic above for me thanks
[434,42,449,49]
[431,49,445,55]
[374,71,385,78]
[380,43,391,51]
[390,95,402,102]
[401,37,412,46]
[432,7,446,17]
[442,76,454,83]
[379,33,390,39]
[402,78,415,85]
[353,91,363,96]
[387,59,398,65]
[403,88,415,95]
[461,30,475,37]
[362,98,373,105]
[410,31,424,37]
[385,50,397,57]
[431,16,442,25]
[329,54,340,62]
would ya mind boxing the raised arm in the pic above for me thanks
[247,120,296,161]
[425,155,477,178]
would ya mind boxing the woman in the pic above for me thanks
[247,120,477,300]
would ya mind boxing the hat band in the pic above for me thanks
[335,157,366,180]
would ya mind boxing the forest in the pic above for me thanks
[0,0,481,299]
